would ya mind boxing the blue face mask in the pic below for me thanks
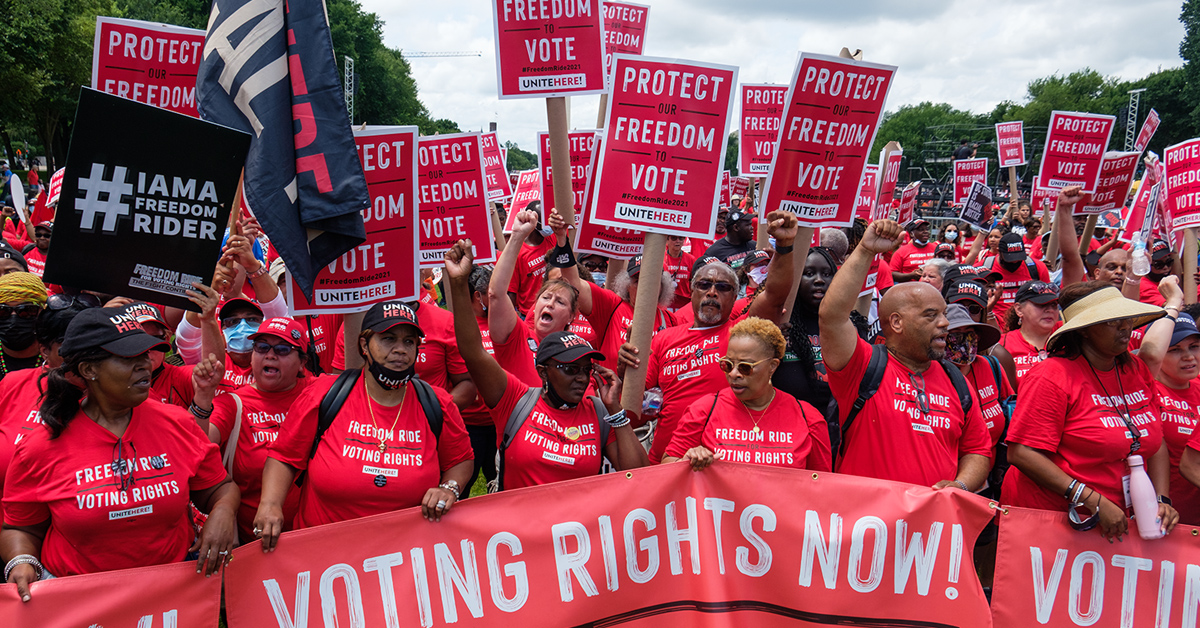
[223,319,260,353]
[592,272,606,288]
[945,231,958,241]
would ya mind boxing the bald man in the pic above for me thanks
[819,219,992,490]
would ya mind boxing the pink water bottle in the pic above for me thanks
[1127,455,1165,540]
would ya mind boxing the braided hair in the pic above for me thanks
[784,247,869,382]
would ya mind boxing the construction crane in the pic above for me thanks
[403,51,483,58]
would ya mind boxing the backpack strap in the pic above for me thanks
[840,344,889,456]
[1025,258,1042,282]
[939,360,975,413]
[983,354,1014,440]
[497,388,542,492]
[590,396,609,473]
[411,377,444,441]
[222,393,243,476]
[310,369,361,460]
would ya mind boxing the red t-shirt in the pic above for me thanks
[1002,356,1163,512]
[587,286,676,373]
[210,380,310,540]
[688,237,714,257]
[151,363,195,408]
[295,313,343,374]
[489,372,615,490]
[267,374,473,529]
[965,357,1014,447]
[507,238,556,313]
[221,356,254,391]
[987,258,1049,322]
[825,338,993,486]
[23,245,45,277]
[492,321,542,388]
[1139,277,1166,306]
[645,318,740,463]
[892,241,937,275]
[998,329,1048,385]
[3,400,227,576]
[875,255,895,292]
[1159,381,1200,525]
[461,315,495,427]
[2,219,29,250]
[664,388,831,471]
[663,250,696,304]
[0,368,45,519]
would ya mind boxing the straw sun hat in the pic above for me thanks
[1046,286,1165,352]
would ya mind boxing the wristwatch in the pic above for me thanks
[1158,495,1173,506]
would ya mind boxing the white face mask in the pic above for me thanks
[748,266,768,285]
[945,231,958,242]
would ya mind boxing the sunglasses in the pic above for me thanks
[1151,259,1173,269]
[111,439,138,492]
[908,372,931,415]
[253,341,296,357]
[552,362,594,377]
[0,303,40,320]
[47,293,103,311]
[33,231,51,239]
[717,356,771,375]
[694,279,735,293]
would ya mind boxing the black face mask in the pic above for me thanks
[0,316,37,351]
[367,355,414,390]
[998,259,1021,273]
[1148,269,1169,282]
[542,378,579,409]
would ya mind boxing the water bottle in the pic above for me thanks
[642,387,663,417]
[1131,236,1151,277]
[1127,455,1165,540]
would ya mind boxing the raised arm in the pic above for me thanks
[962,228,986,266]
[488,210,538,345]
[547,208,593,315]
[1056,186,1087,288]
[746,211,798,324]
[1136,275,1182,377]
[820,220,901,371]
[447,239,511,408]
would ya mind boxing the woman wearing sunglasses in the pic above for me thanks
[998,280,1061,389]
[189,317,313,543]
[0,272,48,382]
[1004,281,1180,541]
[445,240,648,490]
[2,307,239,601]
[663,317,831,472]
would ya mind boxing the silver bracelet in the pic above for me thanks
[603,409,630,428]
[954,480,968,491]
[4,554,43,582]
[439,481,461,500]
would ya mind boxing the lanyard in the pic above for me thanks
[1085,360,1142,455]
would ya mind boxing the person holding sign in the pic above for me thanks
[253,302,474,551]
[2,307,239,598]
[820,219,992,489]
[663,317,832,471]
[444,240,648,490]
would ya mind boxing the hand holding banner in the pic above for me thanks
[1035,111,1116,193]
[417,133,496,267]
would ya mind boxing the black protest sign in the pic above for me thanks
[958,180,993,228]
[44,88,250,310]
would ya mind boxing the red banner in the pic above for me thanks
[720,170,731,206]
[854,164,879,221]
[875,148,903,220]
[739,83,787,178]
[953,158,989,206]
[538,129,599,225]
[591,55,737,238]
[417,133,496,267]
[224,463,994,628]
[1033,187,1058,219]
[993,506,1200,627]
[0,561,219,626]
[1134,109,1160,154]
[287,126,419,314]
[602,1,649,81]
[92,17,205,117]
[481,132,514,201]
[897,181,922,225]
[46,167,65,207]
[1120,179,1161,243]
[1075,151,1140,216]
[491,0,607,99]
[1035,111,1116,193]
[1167,139,1200,232]
[995,121,1026,168]
[732,176,750,199]
[576,135,643,258]
[504,169,541,233]
[762,53,895,228]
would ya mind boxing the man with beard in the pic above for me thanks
[0,272,47,381]
[819,219,991,489]
[700,208,757,269]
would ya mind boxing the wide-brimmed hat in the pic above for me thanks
[945,303,1001,350]
[1047,286,1165,352]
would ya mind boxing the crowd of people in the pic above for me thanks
[1,170,1196,605]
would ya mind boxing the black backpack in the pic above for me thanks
[297,369,444,483]
[494,388,609,492]
[834,344,975,457]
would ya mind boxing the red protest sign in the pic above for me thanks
[92,17,205,117]
[739,83,787,177]
[993,507,1200,628]
[491,0,606,99]
[1134,108,1160,153]
[417,133,496,267]
[480,132,514,201]
[1035,111,1116,193]
[1120,180,1161,243]
[731,175,750,199]
[875,147,903,220]
[1032,187,1057,218]
[504,169,541,232]
[763,53,895,227]
[538,129,599,225]
[854,163,879,220]
[897,181,922,225]
[575,135,643,257]
[591,55,737,238]
[1075,151,1139,215]
[995,121,1026,167]
[1165,138,1200,231]
[602,1,649,81]
[720,170,731,206]
[953,158,988,206]
[287,126,420,314]
[46,167,65,207]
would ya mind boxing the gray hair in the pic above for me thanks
[923,258,953,278]
[691,260,738,289]
[819,228,849,262]
[611,269,676,308]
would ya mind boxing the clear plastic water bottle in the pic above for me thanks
[642,387,663,417]
[1131,236,1151,277]
[1127,455,1165,540]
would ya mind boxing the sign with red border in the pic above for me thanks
[1074,151,1139,215]
[739,83,787,178]
[538,129,600,225]
[416,133,496,267]
[92,16,205,117]
[480,132,514,201]
[953,158,988,206]
[492,0,607,99]
[1035,111,1116,193]
[601,1,649,82]
[994,121,1026,168]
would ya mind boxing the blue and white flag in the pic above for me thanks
[196,0,367,299]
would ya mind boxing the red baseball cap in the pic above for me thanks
[249,317,309,351]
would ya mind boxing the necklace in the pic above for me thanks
[741,390,775,433]
[0,343,42,378]
[365,375,407,453]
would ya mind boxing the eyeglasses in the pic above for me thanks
[961,303,984,317]
[253,341,296,357]
[717,356,771,376]
[552,362,594,377]
[1151,258,1173,270]
[47,293,102,311]
[908,372,931,415]
[221,316,263,329]
[0,304,40,320]
[111,439,138,492]
[694,280,735,293]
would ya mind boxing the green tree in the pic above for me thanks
[115,0,210,29]
[504,141,536,171]
[999,69,1125,129]
[1181,0,1200,127]
[871,102,985,176]
[725,132,738,175]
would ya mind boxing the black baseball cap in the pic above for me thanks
[0,241,27,271]
[743,249,771,268]
[1151,239,1172,262]
[943,264,1000,286]
[59,307,169,358]
[935,243,956,258]
[363,300,424,337]
[999,233,1027,263]
[1014,280,1059,305]
[944,279,988,308]
[218,297,263,321]
[536,331,605,365]
[626,255,644,278]
[906,218,930,231]
[726,209,755,225]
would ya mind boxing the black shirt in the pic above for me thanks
[700,237,756,269]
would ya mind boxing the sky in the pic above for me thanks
[360,0,1186,154]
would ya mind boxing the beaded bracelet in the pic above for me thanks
[604,409,631,429]
[4,554,43,582]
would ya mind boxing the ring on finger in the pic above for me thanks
[436,500,447,510]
